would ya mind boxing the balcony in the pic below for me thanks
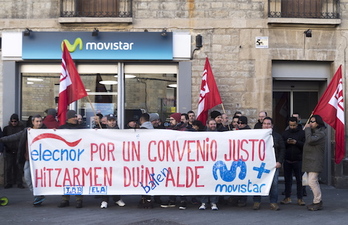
[268,0,341,26]
[59,0,133,24]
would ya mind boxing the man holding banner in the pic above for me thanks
[0,115,46,206]
[253,117,285,211]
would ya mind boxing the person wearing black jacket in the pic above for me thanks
[253,117,285,211]
[281,117,306,206]
[3,113,25,189]
[0,115,45,206]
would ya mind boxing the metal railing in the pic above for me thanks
[268,0,340,19]
[60,0,132,17]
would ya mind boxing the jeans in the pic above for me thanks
[283,160,303,199]
[24,161,32,191]
[200,196,219,204]
[253,168,279,203]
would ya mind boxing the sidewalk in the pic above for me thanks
[1,184,348,225]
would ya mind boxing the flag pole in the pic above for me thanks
[86,95,102,129]
[221,103,231,130]
[303,112,313,130]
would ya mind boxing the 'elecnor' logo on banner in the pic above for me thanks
[30,133,84,161]
[61,38,135,53]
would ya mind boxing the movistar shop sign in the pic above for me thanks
[22,32,173,60]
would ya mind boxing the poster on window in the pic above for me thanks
[28,129,276,196]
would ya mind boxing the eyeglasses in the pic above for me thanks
[310,120,316,123]
[237,122,244,124]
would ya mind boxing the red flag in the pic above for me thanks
[57,43,88,126]
[312,65,345,164]
[196,58,222,124]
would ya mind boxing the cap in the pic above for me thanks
[149,113,160,121]
[10,113,19,121]
[47,108,56,116]
[67,110,77,119]
[239,116,248,124]
[10,113,19,120]
[210,110,222,119]
[107,114,116,120]
[170,113,181,123]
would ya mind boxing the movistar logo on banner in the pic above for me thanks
[23,32,173,60]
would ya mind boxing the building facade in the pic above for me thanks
[0,0,348,188]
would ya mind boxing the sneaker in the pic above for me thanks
[76,200,83,208]
[33,196,45,206]
[100,201,108,209]
[199,203,206,210]
[270,203,280,211]
[17,184,25,189]
[179,201,187,210]
[160,201,176,208]
[280,197,292,204]
[58,200,69,208]
[115,199,125,207]
[297,199,306,206]
[307,201,323,211]
[253,202,261,210]
[211,203,218,210]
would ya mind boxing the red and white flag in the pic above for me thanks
[196,58,222,124]
[312,65,345,164]
[57,43,88,126]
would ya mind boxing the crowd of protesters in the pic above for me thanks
[0,109,326,211]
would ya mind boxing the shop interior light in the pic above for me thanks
[27,82,34,85]
[27,78,43,81]
[168,84,177,88]
[99,80,118,85]
[92,28,99,37]
[114,75,136,79]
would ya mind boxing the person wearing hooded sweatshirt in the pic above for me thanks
[42,108,59,129]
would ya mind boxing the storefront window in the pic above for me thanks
[21,73,117,128]
[21,64,178,129]
[124,73,177,128]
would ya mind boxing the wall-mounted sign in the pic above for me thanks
[255,36,269,49]
[22,32,173,60]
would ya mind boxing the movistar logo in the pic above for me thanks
[61,38,83,52]
[60,37,134,52]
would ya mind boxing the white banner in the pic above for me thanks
[28,129,275,196]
